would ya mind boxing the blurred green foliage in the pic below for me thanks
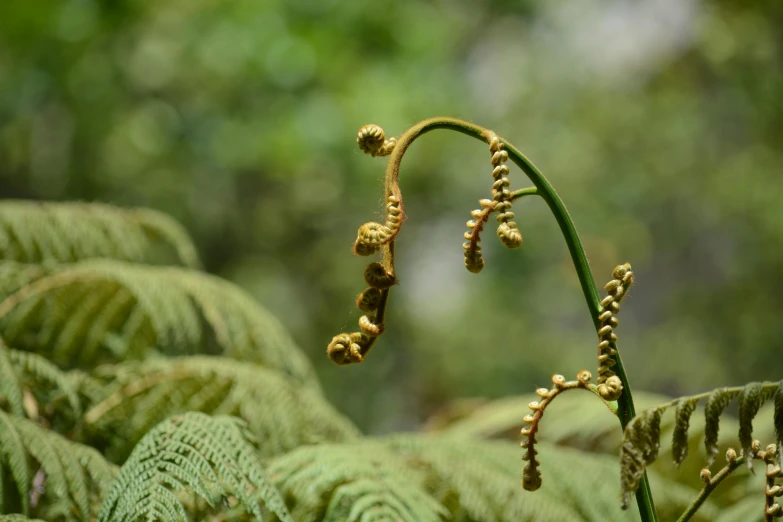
[1,0,782,434]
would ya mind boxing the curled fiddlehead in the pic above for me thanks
[463,199,494,273]
[520,370,613,491]
[353,195,404,256]
[757,441,783,520]
[488,134,522,249]
[596,263,633,401]
[356,124,397,157]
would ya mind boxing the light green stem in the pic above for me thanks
[384,117,657,522]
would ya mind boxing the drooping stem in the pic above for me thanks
[381,117,657,521]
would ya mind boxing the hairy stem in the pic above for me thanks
[383,117,657,521]
[677,456,745,522]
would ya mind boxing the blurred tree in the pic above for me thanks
[0,0,781,433]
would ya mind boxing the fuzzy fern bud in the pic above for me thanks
[327,333,364,365]
[520,371,594,493]
[596,263,633,401]
[463,199,494,273]
[364,262,396,289]
[356,124,397,157]
[488,134,522,249]
[356,288,382,312]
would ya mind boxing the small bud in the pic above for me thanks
[699,468,712,483]
[726,448,738,463]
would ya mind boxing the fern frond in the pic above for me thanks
[382,435,585,521]
[0,338,82,433]
[266,434,708,522]
[84,356,359,461]
[98,412,293,522]
[620,380,781,508]
[0,516,47,522]
[0,260,318,387]
[0,201,200,267]
[267,442,447,522]
[0,410,116,520]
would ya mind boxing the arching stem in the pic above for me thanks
[382,117,657,522]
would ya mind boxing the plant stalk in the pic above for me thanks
[384,117,657,522]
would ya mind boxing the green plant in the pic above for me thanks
[327,118,783,521]
[0,127,778,521]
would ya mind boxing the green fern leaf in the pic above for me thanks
[0,260,317,388]
[269,434,709,522]
[0,339,24,417]
[0,516,47,521]
[704,387,741,465]
[672,397,700,465]
[737,382,776,467]
[620,380,782,507]
[98,412,293,522]
[83,356,359,462]
[0,410,116,520]
[382,435,586,522]
[0,201,200,267]
[267,442,447,522]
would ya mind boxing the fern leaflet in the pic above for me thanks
[98,412,293,522]
[0,410,116,520]
[83,356,359,462]
[0,201,200,267]
[0,259,318,388]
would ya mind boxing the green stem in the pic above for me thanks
[676,456,744,522]
[384,117,657,521]
[510,187,540,200]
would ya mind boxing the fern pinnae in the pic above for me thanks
[0,410,31,514]
[738,383,778,470]
[267,441,446,522]
[99,412,293,522]
[0,201,200,267]
[0,260,319,387]
[704,387,742,465]
[0,338,24,417]
[0,410,116,520]
[672,397,701,465]
[620,380,783,508]
[84,357,358,461]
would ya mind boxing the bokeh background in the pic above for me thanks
[2,0,782,434]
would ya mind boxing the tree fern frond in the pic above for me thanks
[620,380,781,508]
[266,442,447,522]
[0,410,116,520]
[84,356,359,462]
[98,412,293,522]
[382,435,586,522]
[0,260,318,388]
[0,201,200,267]
[268,435,709,522]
